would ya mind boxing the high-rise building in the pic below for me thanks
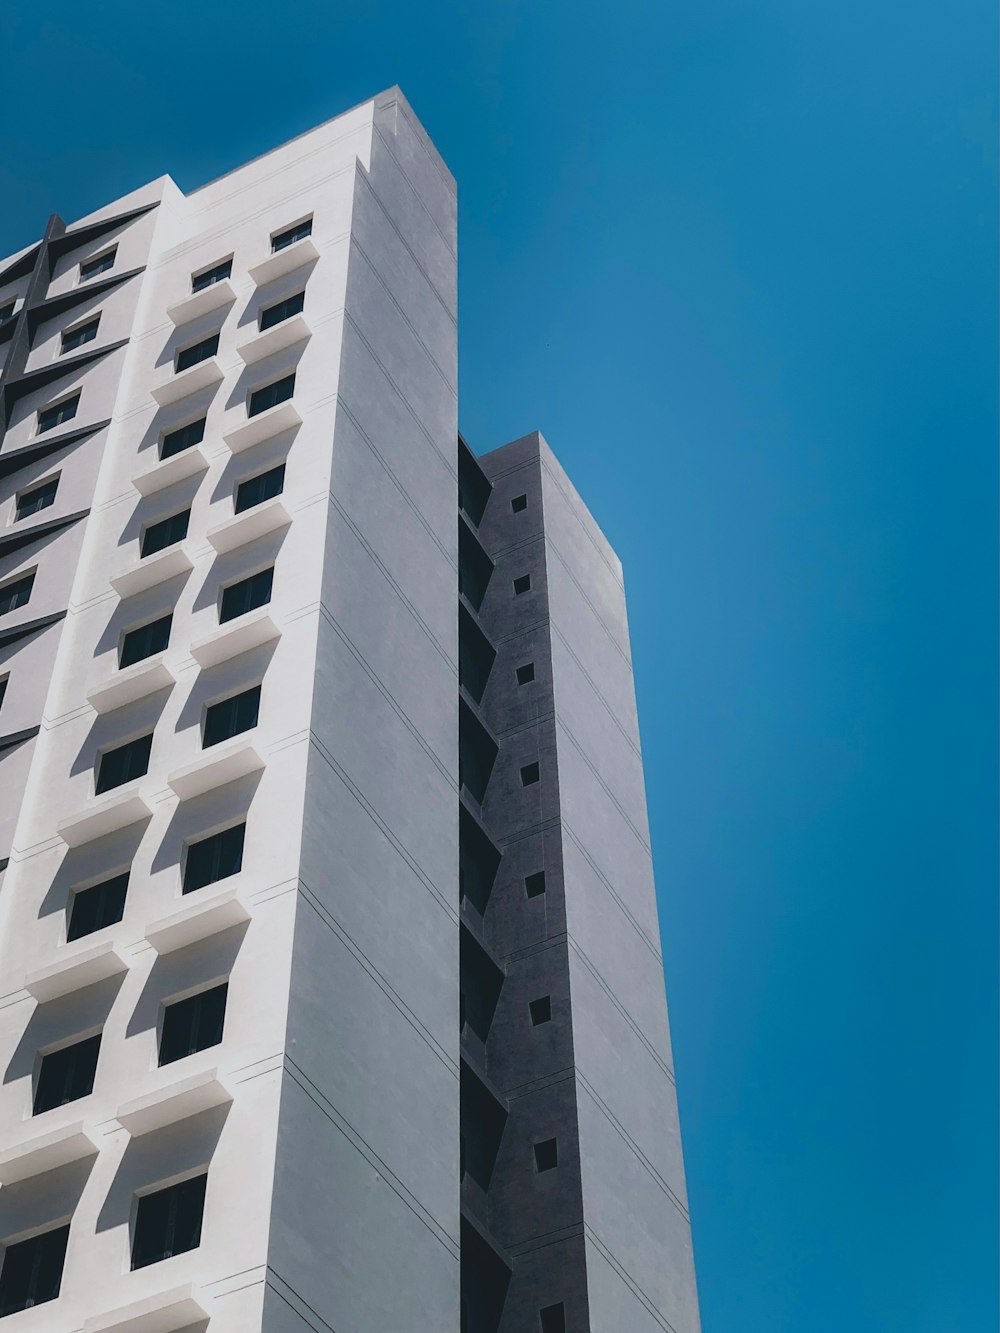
[0,88,700,1333]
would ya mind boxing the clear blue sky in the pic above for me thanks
[1,3,995,1329]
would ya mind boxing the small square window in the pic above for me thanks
[259,291,304,332]
[203,685,260,748]
[220,567,273,624]
[235,463,285,514]
[529,996,552,1026]
[513,574,531,595]
[159,984,228,1066]
[0,572,35,616]
[248,373,295,417]
[120,613,172,668]
[0,1225,69,1316]
[175,333,219,374]
[271,218,313,252]
[141,509,189,557]
[525,871,546,899]
[37,394,79,434]
[96,733,152,793]
[34,1033,101,1114]
[184,823,245,894]
[0,300,15,324]
[160,417,206,460]
[511,494,528,513]
[191,259,232,293]
[516,662,535,686]
[520,762,540,787]
[68,872,129,941]
[15,476,58,520]
[80,248,116,282]
[131,1174,207,1270]
[539,1304,566,1333]
[533,1138,558,1172]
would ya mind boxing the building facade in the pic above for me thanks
[0,88,699,1332]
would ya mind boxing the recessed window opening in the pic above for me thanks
[203,685,261,748]
[15,476,59,521]
[131,1175,207,1270]
[183,823,245,894]
[259,290,305,331]
[175,332,219,374]
[160,417,206,461]
[0,300,15,324]
[529,996,552,1026]
[533,1138,558,1172]
[524,871,546,899]
[95,733,152,793]
[513,574,531,595]
[248,373,295,417]
[0,676,8,710]
[80,247,116,282]
[61,317,100,354]
[520,762,540,787]
[511,494,528,513]
[37,394,79,434]
[220,567,273,623]
[191,259,232,293]
[140,508,189,558]
[119,613,172,668]
[539,1304,567,1333]
[33,1034,101,1114]
[0,572,35,616]
[516,662,535,686]
[271,218,313,252]
[68,873,128,941]
[235,463,285,514]
[159,984,228,1065]
[0,1224,70,1315]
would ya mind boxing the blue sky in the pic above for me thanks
[1,2,996,1329]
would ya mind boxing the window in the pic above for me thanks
[159,985,227,1066]
[525,871,546,899]
[34,1034,101,1114]
[516,662,535,686]
[259,290,304,331]
[183,823,245,894]
[203,685,260,748]
[248,373,294,417]
[220,567,273,623]
[160,417,206,460]
[529,996,552,1026]
[37,394,79,434]
[61,317,99,354]
[120,614,172,668]
[0,1224,70,1316]
[131,1175,207,1270]
[235,463,284,514]
[539,1304,566,1333]
[0,572,34,616]
[80,247,116,281]
[533,1138,558,1172]
[271,218,312,252]
[15,477,58,520]
[513,574,531,595]
[0,300,15,324]
[67,873,128,942]
[0,676,7,710]
[520,762,540,787]
[191,259,232,293]
[141,508,189,557]
[511,494,528,513]
[95,733,152,793]
[175,333,219,373]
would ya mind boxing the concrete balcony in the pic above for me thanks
[131,443,209,497]
[25,938,129,1002]
[222,400,300,454]
[82,1284,213,1333]
[87,658,174,715]
[110,545,193,599]
[0,1120,99,1186]
[248,236,318,286]
[236,313,310,365]
[167,737,264,801]
[150,357,223,407]
[57,785,152,848]
[166,277,236,326]
[117,1066,232,1137]
[190,608,280,669]
[206,497,290,554]
[146,883,250,955]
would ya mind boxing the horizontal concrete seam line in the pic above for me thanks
[230,1057,284,1085]
[250,878,299,905]
[484,530,546,562]
[556,717,653,856]
[41,704,92,730]
[298,879,458,1080]
[380,101,458,207]
[478,453,545,485]
[500,932,570,967]
[265,1268,341,1333]
[549,619,642,762]
[491,708,557,742]
[0,986,30,1011]
[576,1068,689,1222]
[283,1057,461,1259]
[561,820,663,965]
[491,614,553,649]
[504,1065,576,1100]
[584,1224,681,1333]
[371,127,457,265]
[493,813,563,849]
[325,492,459,678]
[210,1274,266,1301]
[308,731,459,925]
[316,602,455,788]
[545,539,633,672]
[540,454,624,592]
[507,1221,585,1258]
[567,935,675,1086]
[7,835,64,863]
[197,1260,268,1296]
[230,1049,286,1078]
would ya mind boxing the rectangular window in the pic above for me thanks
[533,1138,558,1172]
[37,394,79,434]
[248,374,294,417]
[183,823,245,894]
[0,1224,70,1316]
[0,572,34,616]
[159,985,227,1066]
[131,1175,207,1270]
[539,1305,567,1333]
[175,333,219,373]
[259,290,304,331]
[15,477,58,521]
[271,218,312,252]
[95,733,152,794]
[220,567,273,623]
[191,259,232,293]
[203,685,260,748]
[524,871,546,899]
[120,614,172,668]
[34,1033,101,1114]
[60,317,100,354]
[67,872,128,942]
[520,762,540,787]
[80,247,116,281]
[0,676,7,710]
[160,417,206,461]
[513,574,531,595]
[0,300,15,324]
[141,509,189,558]
[235,463,285,514]
[511,493,528,513]
[529,996,552,1026]
[516,662,535,686]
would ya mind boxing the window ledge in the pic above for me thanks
[87,658,175,715]
[25,938,130,1002]
[191,608,280,668]
[117,1066,233,1137]
[131,444,209,498]
[146,883,250,955]
[150,357,223,407]
[237,313,311,365]
[166,278,236,327]
[0,1120,98,1186]
[248,236,319,286]
[207,497,290,555]
[110,544,193,598]
[82,1283,213,1333]
[57,786,152,848]
[167,738,264,801]
[222,400,301,454]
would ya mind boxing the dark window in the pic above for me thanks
[191,259,232,293]
[80,248,116,281]
[33,1034,101,1114]
[516,662,535,686]
[131,1175,207,1270]
[37,395,79,434]
[67,873,129,942]
[120,614,172,668]
[159,986,227,1066]
[533,1138,558,1172]
[203,686,260,748]
[539,1304,566,1333]
[513,574,531,595]
[529,996,552,1026]
[15,477,58,520]
[183,823,245,894]
[511,494,528,513]
[520,762,540,787]
[0,1224,69,1316]
[220,567,273,623]
[0,301,15,323]
[235,464,284,514]
[141,509,189,557]
[259,291,304,331]
[0,676,7,710]
[271,219,312,252]
[525,871,546,899]
[175,333,219,373]
[61,318,99,354]
[160,417,206,460]
[248,374,294,417]
[96,733,152,793]
[0,573,34,616]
